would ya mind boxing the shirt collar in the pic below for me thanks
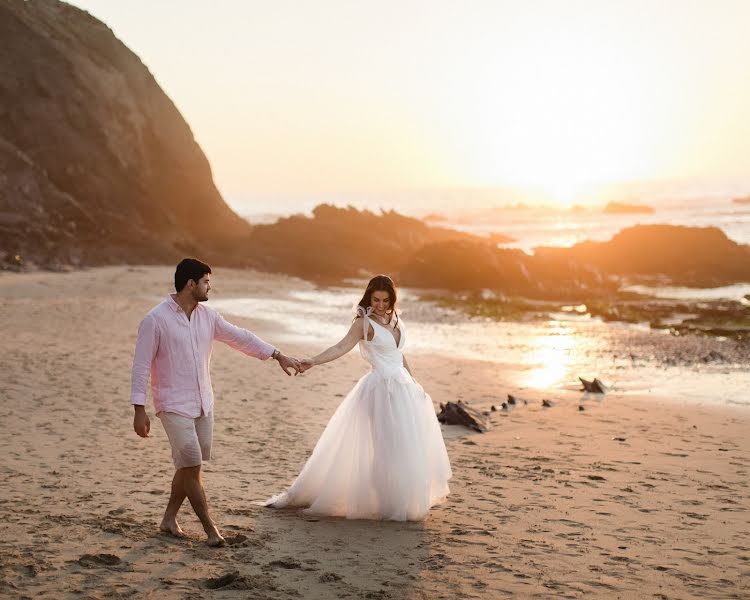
[166,294,183,312]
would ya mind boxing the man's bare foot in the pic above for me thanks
[159,518,186,538]
[206,527,225,547]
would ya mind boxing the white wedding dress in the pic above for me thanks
[265,310,452,521]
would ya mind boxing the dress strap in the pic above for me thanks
[356,305,373,340]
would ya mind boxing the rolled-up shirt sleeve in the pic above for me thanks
[130,314,159,406]
[213,313,275,360]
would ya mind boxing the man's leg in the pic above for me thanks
[181,465,224,547]
[159,470,187,537]
[158,411,223,546]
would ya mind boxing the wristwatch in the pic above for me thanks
[271,348,281,360]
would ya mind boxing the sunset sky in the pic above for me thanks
[69,0,750,208]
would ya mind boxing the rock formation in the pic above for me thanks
[245,204,479,282]
[0,0,251,269]
[537,225,750,287]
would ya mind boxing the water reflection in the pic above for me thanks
[209,288,750,405]
[521,323,577,389]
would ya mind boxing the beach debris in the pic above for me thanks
[578,405,585,411]
[490,405,497,412]
[437,401,490,433]
[507,394,518,405]
[702,350,726,363]
[501,402,509,411]
[542,399,554,408]
[587,475,606,481]
[579,377,608,393]
[613,437,627,442]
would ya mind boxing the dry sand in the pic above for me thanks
[1,266,748,599]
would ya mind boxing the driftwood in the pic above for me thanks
[579,377,608,394]
[437,401,490,433]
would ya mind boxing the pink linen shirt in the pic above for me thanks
[130,294,275,418]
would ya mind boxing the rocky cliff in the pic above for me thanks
[0,0,251,269]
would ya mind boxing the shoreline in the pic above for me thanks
[1,265,748,599]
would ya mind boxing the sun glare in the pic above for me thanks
[443,12,664,207]
[522,326,577,389]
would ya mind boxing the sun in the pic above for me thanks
[441,20,657,205]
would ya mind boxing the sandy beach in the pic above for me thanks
[1,265,749,599]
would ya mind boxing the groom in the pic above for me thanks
[130,258,301,546]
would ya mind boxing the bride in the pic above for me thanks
[265,275,452,521]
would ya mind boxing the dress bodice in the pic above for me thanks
[357,309,407,378]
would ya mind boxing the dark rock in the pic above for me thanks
[542,399,553,408]
[436,401,490,433]
[578,405,585,411]
[702,350,726,363]
[247,204,484,283]
[507,395,517,405]
[501,402,508,411]
[537,225,750,288]
[579,377,608,393]
[490,405,497,412]
[400,239,613,298]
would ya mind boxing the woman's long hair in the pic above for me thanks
[356,275,398,324]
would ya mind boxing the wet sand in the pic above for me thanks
[1,266,748,599]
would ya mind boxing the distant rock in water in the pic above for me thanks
[0,0,251,269]
[537,225,750,287]
[603,201,655,214]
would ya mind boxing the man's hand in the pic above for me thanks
[133,405,151,437]
[299,358,315,373]
[276,353,302,376]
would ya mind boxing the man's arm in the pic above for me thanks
[214,313,301,375]
[131,314,158,437]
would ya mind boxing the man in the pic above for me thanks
[130,258,300,546]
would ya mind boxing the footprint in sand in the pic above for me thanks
[78,553,122,568]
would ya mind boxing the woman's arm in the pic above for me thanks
[301,319,365,370]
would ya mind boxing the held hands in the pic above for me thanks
[298,358,315,373]
[275,352,303,376]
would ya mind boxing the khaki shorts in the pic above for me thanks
[158,411,213,470]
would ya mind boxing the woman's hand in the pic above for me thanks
[299,358,315,373]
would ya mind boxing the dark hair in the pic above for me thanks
[357,274,398,321]
[175,258,212,292]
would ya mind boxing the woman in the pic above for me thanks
[265,275,452,521]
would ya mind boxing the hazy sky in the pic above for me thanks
[68,0,750,206]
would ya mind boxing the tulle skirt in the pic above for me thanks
[265,368,452,521]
